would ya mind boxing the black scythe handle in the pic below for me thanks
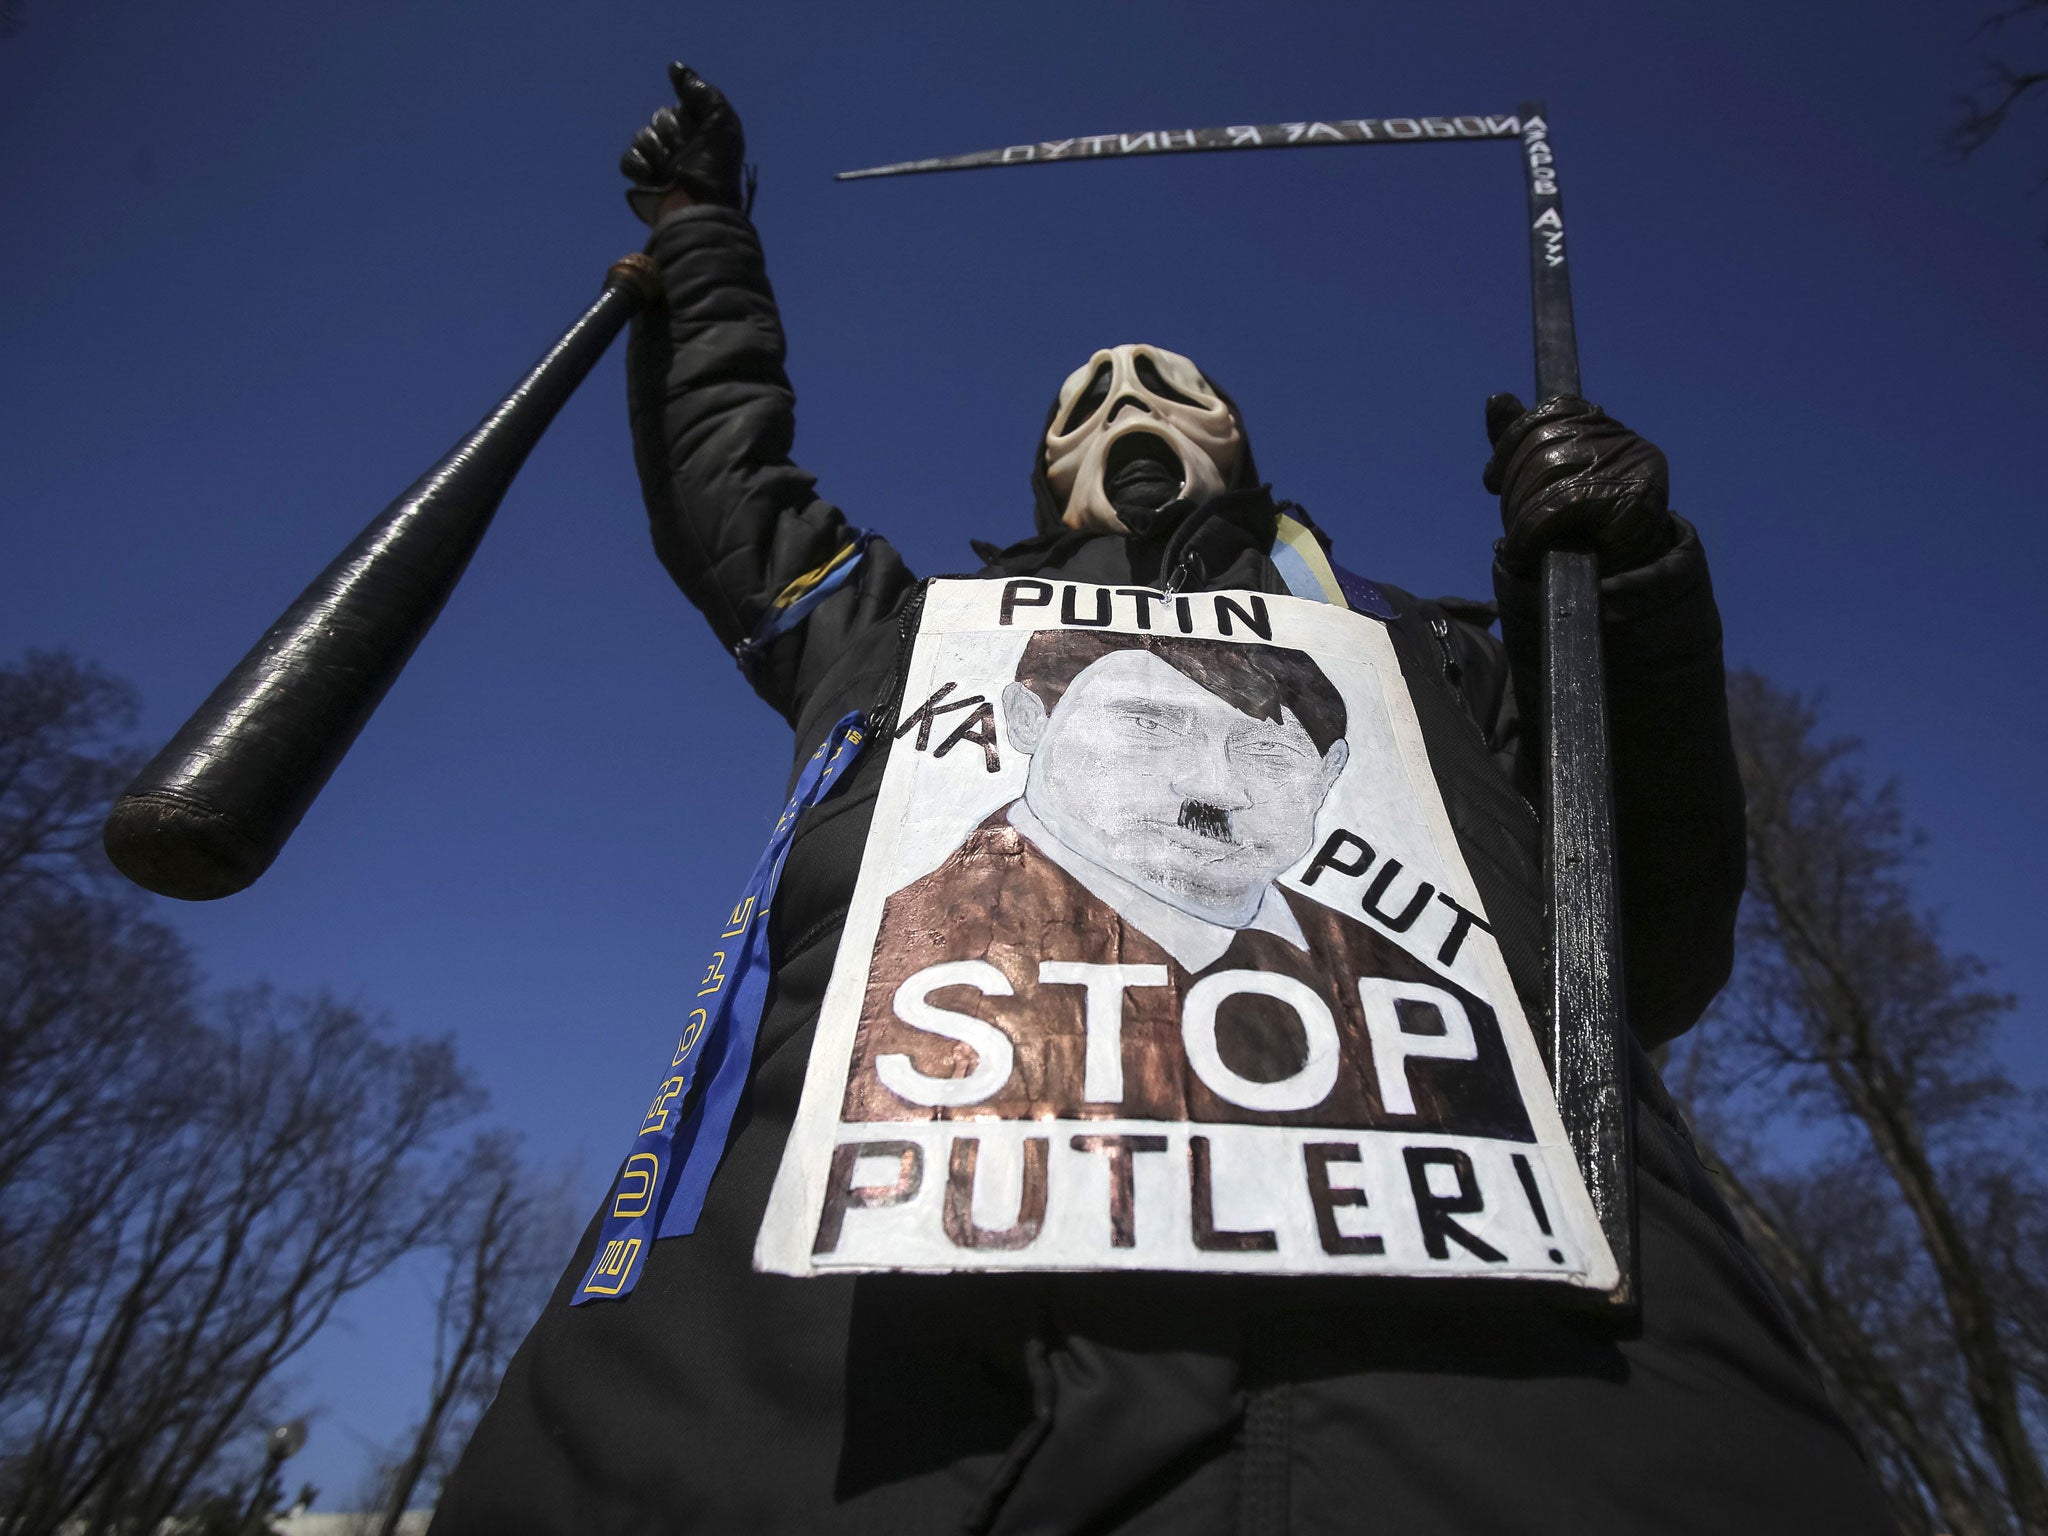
[1516,100,1639,1312]
[102,254,666,902]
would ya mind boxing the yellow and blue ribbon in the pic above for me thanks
[1270,510,1395,619]
[574,712,869,1304]
[733,533,872,674]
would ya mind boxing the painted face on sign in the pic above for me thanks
[1002,649,1348,927]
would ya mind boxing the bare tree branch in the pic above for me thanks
[369,1139,576,1532]
[1951,0,2048,233]
[0,652,489,1536]
[1953,66,2048,158]
[0,652,137,899]
[1675,672,2048,1534]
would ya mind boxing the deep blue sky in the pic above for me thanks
[4,0,2043,1506]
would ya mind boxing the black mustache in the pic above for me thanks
[1177,801,1236,843]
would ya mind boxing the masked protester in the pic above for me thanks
[431,66,1896,1536]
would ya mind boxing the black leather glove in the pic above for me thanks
[620,63,751,223]
[1483,393,1678,578]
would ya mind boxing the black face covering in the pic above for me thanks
[1103,433,1186,525]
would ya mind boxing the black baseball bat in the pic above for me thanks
[103,254,664,901]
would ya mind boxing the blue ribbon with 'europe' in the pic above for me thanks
[573,711,869,1304]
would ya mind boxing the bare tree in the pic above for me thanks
[1955,2,2048,153]
[1688,1130,2009,1536]
[0,891,197,1411]
[0,653,488,1536]
[0,653,191,1459]
[0,989,482,1536]
[368,1139,578,1533]
[0,652,139,899]
[1676,672,2047,1534]
[1953,0,2048,239]
[1974,1162,2048,1406]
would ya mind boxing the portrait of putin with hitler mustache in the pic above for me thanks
[1002,633,1348,947]
[842,630,1531,1140]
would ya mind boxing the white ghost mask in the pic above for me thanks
[1044,344,1245,535]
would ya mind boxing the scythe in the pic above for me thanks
[840,101,1638,1311]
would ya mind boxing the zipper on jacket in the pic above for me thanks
[1429,614,1465,707]
[866,578,930,739]
[1422,610,1541,830]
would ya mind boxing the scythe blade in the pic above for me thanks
[838,112,1522,180]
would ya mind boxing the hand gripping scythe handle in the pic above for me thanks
[843,102,1640,1310]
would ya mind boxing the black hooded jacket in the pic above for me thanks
[429,205,1894,1536]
